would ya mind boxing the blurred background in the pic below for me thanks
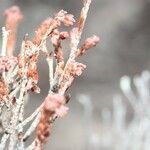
[0,0,150,149]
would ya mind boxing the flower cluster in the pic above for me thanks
[0,0,99,149]
[80,35,100,56]
[55,10,75,26]
[4,6,23,56]
[32,10,75,46]
[37,94,68,145]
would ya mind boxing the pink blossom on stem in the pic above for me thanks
[4,6,23,56]
[32,18,53,45]
[79,35,100,56]
[33,10,74,46]
[81,35,100,50]
[55,105,69,118]
[37,94,68,144]
[55,10,75,26]
[67,61,86,77]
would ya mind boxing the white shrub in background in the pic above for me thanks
[78,71,150,150]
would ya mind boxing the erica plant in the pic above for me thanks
[0,0,99,149]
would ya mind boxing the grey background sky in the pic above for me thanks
[0,0,150,149]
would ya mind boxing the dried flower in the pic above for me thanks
[79,35,100,56]
[59,61,86,94]
[43,94,67,116]
[55,105,69,118]
[55,10,75,26]
[67,61,86,77]
[4,6,23,56]
[0,1,99,149]
[51,30,69,46]
[32,10,74,46]
[32,18,53,45]
[37,94,68,144]
[27,68,39,82]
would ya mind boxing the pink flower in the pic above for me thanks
[55,105,69,118]
[55,10,75,26]
[32,18,53,45]
[4,6,23,56]
[51,30,69,45]
[0,56,17,72]
[80,35,100,56]
[67,61,86,77]
[43,94,68,118]
[4,6,23,22]
[36,94,68,144]
[32,10,74,45]
[59,31,69,40]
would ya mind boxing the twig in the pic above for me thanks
[1,27,9,56]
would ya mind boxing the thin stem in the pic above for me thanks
[9,78,27,150]
[23,113,41,141]
[0,133,10,150]
[17,103,43,129]
[70,0,92,60]
[46,53,54,90]
[1,27,9,56]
